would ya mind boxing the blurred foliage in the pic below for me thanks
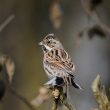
[0,0,109,110]
[92,75,110,110]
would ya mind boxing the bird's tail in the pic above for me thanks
[44,76,82,90]
[71,78,82,90]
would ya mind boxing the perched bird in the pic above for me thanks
[39,33,82,90]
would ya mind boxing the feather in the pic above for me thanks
[44,77,64,86]
[45,48,75,76]
[71,79,83,90]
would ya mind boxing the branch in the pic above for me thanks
[93,11,110,33]
[63,102,73,110]
[31,85,74,110]
[51,86,73,110]
[31,87,51,107]
[0,14,15,32]
[80,0,110,34]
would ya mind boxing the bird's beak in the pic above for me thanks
[38,41,43,46]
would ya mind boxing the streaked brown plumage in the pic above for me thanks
[39,33,81,89]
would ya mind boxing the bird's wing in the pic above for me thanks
[46,48,75,75]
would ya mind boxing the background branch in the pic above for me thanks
[0,14,15,32]
[80,0,110,34]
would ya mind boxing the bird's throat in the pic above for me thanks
[41,45,48,53]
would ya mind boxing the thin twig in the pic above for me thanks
[64,102,73,110]
[52,98,59,110]
[93,11,110,33]
[51,86,74,110]
[0,14,15,32]
[80,0,110,34]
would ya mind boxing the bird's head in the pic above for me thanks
[39,33,63,52]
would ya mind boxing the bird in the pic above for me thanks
[39,33,82,90]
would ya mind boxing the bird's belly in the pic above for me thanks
[43,63,68,78]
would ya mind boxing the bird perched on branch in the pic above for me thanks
[39,34,82,91]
